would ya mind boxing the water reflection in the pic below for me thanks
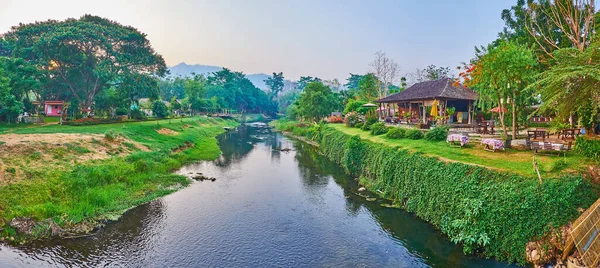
[0,122,513,267]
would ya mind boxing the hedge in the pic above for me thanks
[575,136,600,160]
[281,123,597,265]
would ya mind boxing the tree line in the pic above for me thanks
[0,15,277,123]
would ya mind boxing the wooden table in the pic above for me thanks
[481,138,504,152]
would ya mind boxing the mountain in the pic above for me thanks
[167,62,272,90]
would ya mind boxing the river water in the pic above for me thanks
[0,122,513,267]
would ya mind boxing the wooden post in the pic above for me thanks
[423,101,427,124]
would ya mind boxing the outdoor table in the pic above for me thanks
[481,138,504,152]
[446,134,469,147]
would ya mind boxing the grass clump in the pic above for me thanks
[104,130,120,141]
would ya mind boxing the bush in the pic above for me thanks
[344,112,362,127]
[130,107,146,120]
[152,101,169,118]
[405,129,424,140]
[424,126,449,141]
[385,127,406,139]
[327,115,343,123]
[354,122,364,129]
[575,136,600,159]
[104,130,120,141]
[364,109,378,127]
[370,122,388,135]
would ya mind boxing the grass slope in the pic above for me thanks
[0,117,237,240]
[329,124,590,177]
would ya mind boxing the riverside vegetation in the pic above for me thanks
[0,117,237,242]
[272,120,599,265]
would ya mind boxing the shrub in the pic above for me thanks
[424,126,449,141]
[385,127,406,139]
[104,130,120,142]
[364,109,378,127]
[370,122,388,135]
[574,136,600,159]
[405,129,423,140]
[344,112,362,127]
[327,115,343,123]
[152,101,169,118]
[354,122,364,129]
[130,107,146,120]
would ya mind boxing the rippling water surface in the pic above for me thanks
[0,122,513,267]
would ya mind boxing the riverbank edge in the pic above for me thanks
[270,120,599,265]
[0,118,239,244]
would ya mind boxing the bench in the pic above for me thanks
[526,137,572,156]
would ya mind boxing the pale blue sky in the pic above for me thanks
[1,0,515,81]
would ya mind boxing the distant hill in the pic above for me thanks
[168,62,277,90]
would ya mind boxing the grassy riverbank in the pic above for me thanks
[0,117,237,241]
[271,120,599,265]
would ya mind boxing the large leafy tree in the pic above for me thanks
[297,81,337,122]
[467,41,538,139]
[296,76,321,91]
[530,39,600,134]
[424,64,451,80]
[3,15,167,110]
[0,70,23,123]
[344,73,364,91]
[265,72,284,99]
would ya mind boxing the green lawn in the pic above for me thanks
[329,124,591,177]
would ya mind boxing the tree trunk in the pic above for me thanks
[499,104,508,138]
[511,100,517,139]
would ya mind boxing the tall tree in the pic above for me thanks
[370,50,399,98]
[297,76,321,90]
[467,41,538,139]
[357,73,379,102]
[3,15,167,109]
[297,81,337,122]
[529,39,600,134]
[265,72,284,99]
[424,64,451,80]
[344,73,365,90]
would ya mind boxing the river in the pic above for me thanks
[0,122,513,267]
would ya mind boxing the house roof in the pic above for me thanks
[376,78,478,103]
[44,100,64,105]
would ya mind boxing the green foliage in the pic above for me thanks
[358,73,379,101]
[574,136,600,159]
[405,129,424,140]
[297,81,338,122]
[354,122,364,129]
[361,109,378,130]
[385,127,406,139]
[265,72,284,98]
[530,39,600,130]
[550,158,568,172]
[152,101,168,118]
[424,126,449,141]
[4,15,167,109]
[369,122,388,135]
[343,112,362,127]
[274,123,598,264]
[343,99,368,115]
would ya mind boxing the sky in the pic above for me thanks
[1,0,515,81]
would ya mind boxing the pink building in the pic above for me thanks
[44,101,64,117]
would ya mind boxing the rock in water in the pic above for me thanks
[9,217,35,234]
[358,187,366,192]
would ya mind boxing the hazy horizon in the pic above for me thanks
[1,0,514,81]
